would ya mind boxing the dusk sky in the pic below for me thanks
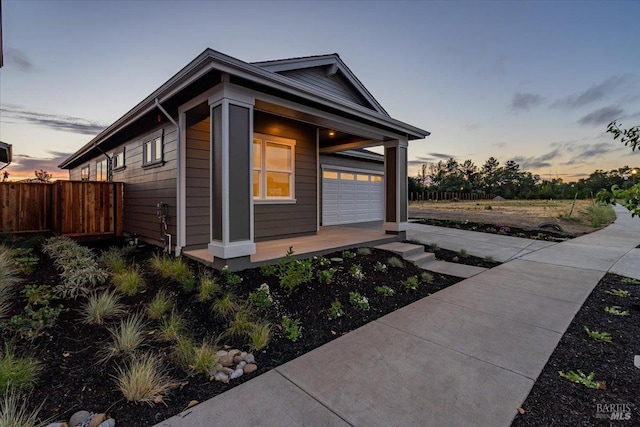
[1,0,639,181]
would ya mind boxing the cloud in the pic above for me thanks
[7,151,73,180]
[577,106,624,126]
[559,141,625,165]
[493,142,507,148]
[5,48,35,72]
[428,152,456,160]
[510,148,562,170]
[553,75,632,109]
[0,106,107,135]
[510,93,544,111]
[465,122,481,131]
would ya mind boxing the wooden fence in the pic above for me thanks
[0,181,123,237]
[409,191,495,201]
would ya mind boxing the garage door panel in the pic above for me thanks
[322,169,383,226]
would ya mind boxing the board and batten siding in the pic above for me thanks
[68,124,178,248]
[279,68,371,109]
[254,111,318,242]
[185,118,211,248]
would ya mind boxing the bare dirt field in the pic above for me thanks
[409,199,609,235]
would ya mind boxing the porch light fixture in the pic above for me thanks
[329,131,335,136]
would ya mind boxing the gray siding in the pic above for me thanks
[254,112,318,242]
[68,124,178,248]
[185,118,210,247]
[320,154,383,173]
[280,67,372,109]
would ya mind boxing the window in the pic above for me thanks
[81,165,90,181]
[253,134,295,201]
[143,129,164,168]
[113,148,125,171]
[96,159,108,181]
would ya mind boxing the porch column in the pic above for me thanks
[208,83,256,260]
[384,138,408,234]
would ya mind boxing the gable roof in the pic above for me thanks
[253,54,388,116]
[60,49,429,169]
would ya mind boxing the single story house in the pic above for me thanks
[59,49,429,268]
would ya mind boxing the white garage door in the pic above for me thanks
[322,169,383,226]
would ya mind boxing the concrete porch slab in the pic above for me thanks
[277,321,533,427]
[156,370,350,427]
[378,297,561,379]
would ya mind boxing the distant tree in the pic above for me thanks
[607,120,639,151]
[34,169,52,182]
[2,171,8,182]
[480,157,501,195]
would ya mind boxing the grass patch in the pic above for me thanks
[248,321,271,351]
[583,326,612,343]
[579,202,616,228]
[0,392,48,427]
[114,353,175,405]
[150,255,195,291]
[198,274,221,302]
[387,256,404,268]
[0,248,19,322]
[159,310,187,342]
[101,314,147,362]
[98,247,129,274]
[112,266,146,296]
[147,291,173,320]
[81,290,126,325]
[212,292,239,320]
[0,345,40,395]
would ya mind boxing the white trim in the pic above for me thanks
[320,164,383,176]
[316,128,320,232]
[177,112,187,255]
[253,199,297,205]
[208,240,256,259]
[384,222,408,232]
[253,133,296,202]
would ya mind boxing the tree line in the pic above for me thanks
[410,157,639,200]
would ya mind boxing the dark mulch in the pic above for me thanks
[3,239,462,427]
[405,241,501,269]
[512,273,640,426]
[413,218,575,242]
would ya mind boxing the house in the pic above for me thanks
[59,49,429,268]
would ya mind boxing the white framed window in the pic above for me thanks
[81,165,90,181]
[96,159,108,181]
[113,148,125,171]
[143,129,164,168]
[253,133,295,201]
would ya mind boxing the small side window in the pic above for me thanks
[143,129,164,168]
[113,148,125,171]
[81,165,90,181]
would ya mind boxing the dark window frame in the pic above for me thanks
[142,129,165,169]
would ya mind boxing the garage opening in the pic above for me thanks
[322,169,383,226]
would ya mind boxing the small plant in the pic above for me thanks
[403,276,419,290]
[259,263,277,277]
[149,253,173,277]
[605,289,630,298]
[604,306,630,316]
[328,300,344,319]
[248,284,272,309]
[8,248,38,275]
[159,310,187,342]
[485,205,492,210]
[342,250,356,259]
[348,264,365,281]
[101,314,147,361]
[387,256,404,268]
[0,249,20,321]
[227,308,254,338]
[558,370,606,389]
[6,285,62,340]
[281,316,302,342]
[420,271,434,284]
[212,292,239,320]
[56,262,107,299]
[349,291,370,311]
[357,247,372,256]
[277,248,313,294]
[374,261,387,273]
[0,392,48,427]
[190,341,219,376]
[583,326,612,343]
[621,277,640,285]
[112,266,146,296]
[147,291,173,320]
[374,285,395,296]
[98,247,128,274]
[315,256,331,267]
[198,274,221,302]
[317,268,337,285]
[81,290,125,325]
[248,321,271,351]
[483,256,495,263]
[458,249,469,258]
[114,353,175,405]
[0,344,40,395]
[150,255,195,291]
[221,266,243,287]
[426,242,439,252]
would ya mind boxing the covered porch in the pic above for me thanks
[183,222,400,270]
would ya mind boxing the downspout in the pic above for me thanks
[155,98,182,256]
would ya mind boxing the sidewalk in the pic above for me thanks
[157,206,640,427]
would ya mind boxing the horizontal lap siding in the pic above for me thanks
[280,68,370,108]
[68,124,178,247]
[254,112,317,242]
[185,118,210,247]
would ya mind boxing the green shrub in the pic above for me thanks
[8,248,38,275]
[259,263,278,277]
[357,247,372,256]
[604,306,629,316]
[402,276,419,290]
[101,314,147,362]
[212,292,239,320]
[149,255,195,291]
[277,248,313,294]
[580,202,616,228]
[281,316,302,342]
[349,292,370,310]
[81,290,125,325]
[147,291,173,320]
[317,268,336,284]
[458,249,468,258]
[248,284,272,308]
[114,353,174,405]
[0,392,48,427]
[98,247,128,274]
[374,285,395,296]
[328,300,344,319]
[387,256,404,268]
[342,250,356,259]
[420,272,434,284]
[0,345,40,395]
[248,321,271,351]
[159,310,187,342]
[112,266,145,296]
[348,264,364,280]
[198,274,221,302]
[0,249,20,322]
[6,285,62,340]
[583,326,612,343]
[558,370,605,389]
[190,341,219,376]
[374,261,387,273]
[221,267,243,287]
[227,309,254,338]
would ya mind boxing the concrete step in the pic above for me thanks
[375,242,425,258]
[405,252,436,268]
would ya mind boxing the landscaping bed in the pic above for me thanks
[512,273,640,426]
[413,218,575,242]
[0,236,461,427]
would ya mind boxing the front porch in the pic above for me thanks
[182,223,401,270]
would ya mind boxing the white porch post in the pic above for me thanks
[383,138,408,233]
[207,83,256,259]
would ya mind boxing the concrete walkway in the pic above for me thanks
[157,207,640,427]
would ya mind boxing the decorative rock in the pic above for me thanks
[228,349,241,357]
[216,350,228,357]
[635,355,640,369]
[213,363,223,372]
[214,371,229,383]
[69,411,91,427]
[89,414,107,427]
[243,363,257,374]
[240,351,248,359]
[220,367,234,375]
[244,354,255,364]
[219,354,235,367]
[230,368,243,379]
[233,354,244,364]
[97,419,116,427]
[330,257,343,263]
[238,361,246,368]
